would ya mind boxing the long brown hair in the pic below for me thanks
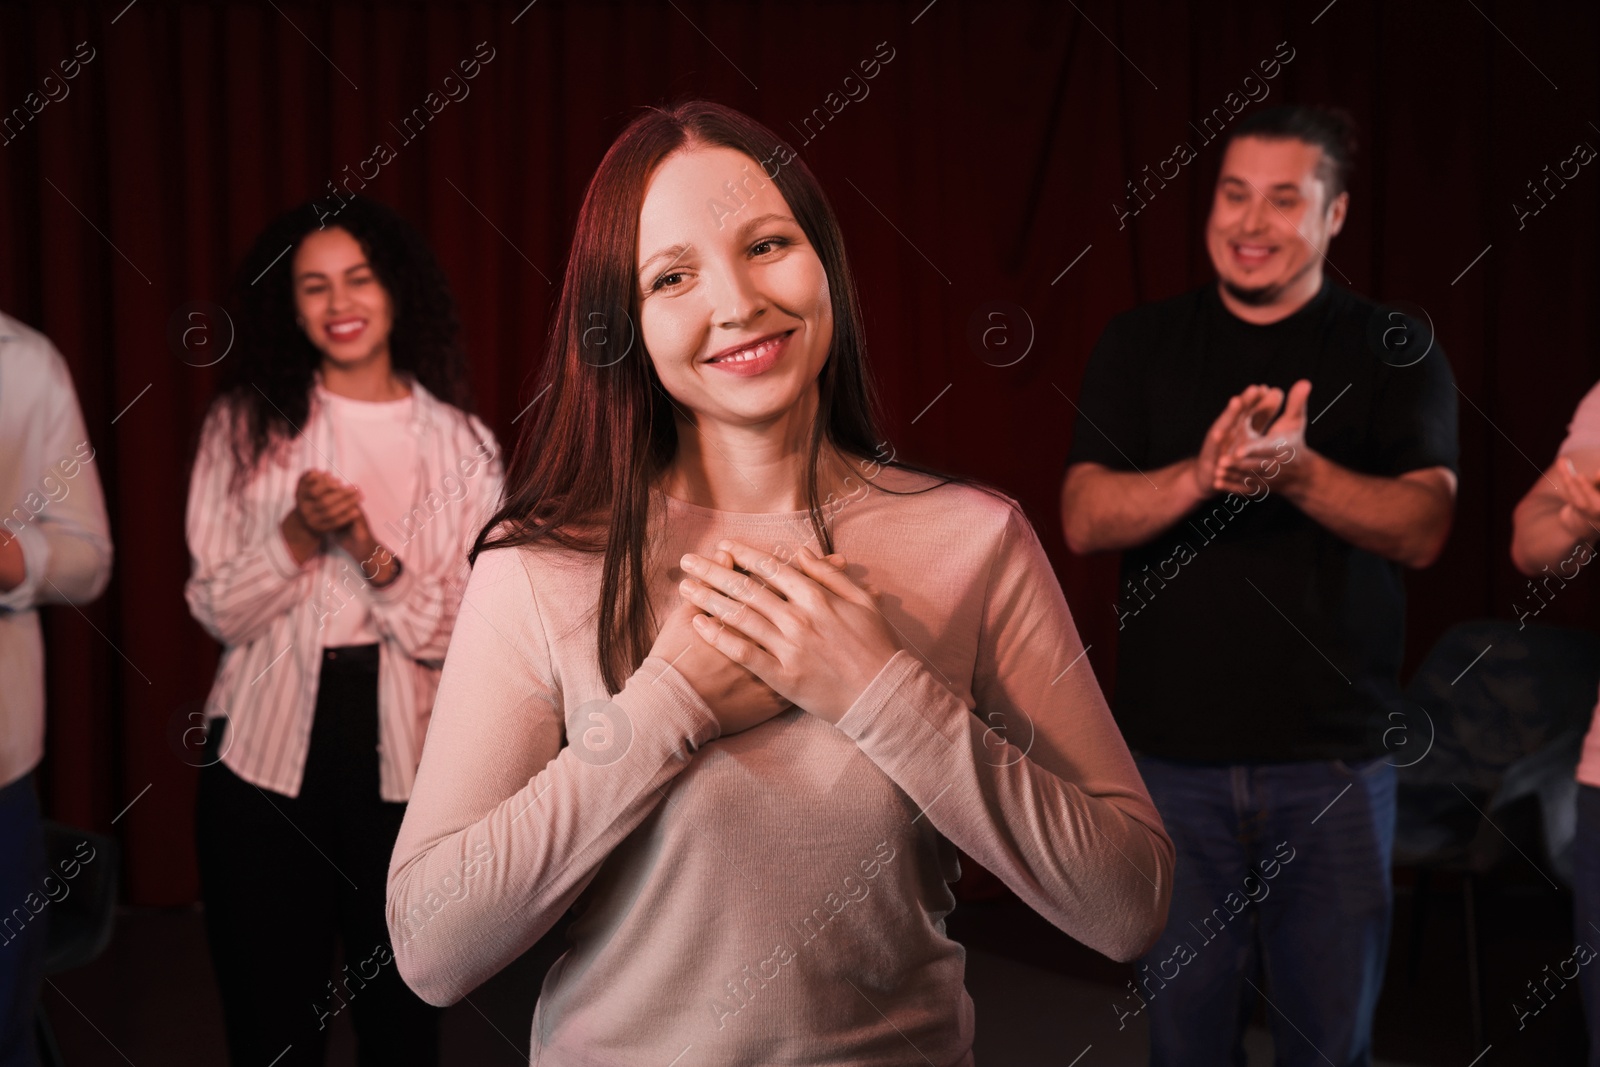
[474,100,967,693]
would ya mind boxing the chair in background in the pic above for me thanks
[1393,618,1600,1053]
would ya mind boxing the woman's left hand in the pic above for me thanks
[677,540,904,725]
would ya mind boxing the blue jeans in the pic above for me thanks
[1575,783,1600,1067]
[1131,755,1397,1067]
[0,772,47,1067]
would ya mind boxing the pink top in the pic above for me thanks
[313,383,419,647]
[386,469,1173,1065]
[1557,380,1600,788]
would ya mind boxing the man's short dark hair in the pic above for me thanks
[1224,105,1358,203]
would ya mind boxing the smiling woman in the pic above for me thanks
[386,99,1173,1066]
[184,195,502,1067]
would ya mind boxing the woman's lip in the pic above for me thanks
[704,331,793,376]
[325,319,367,342]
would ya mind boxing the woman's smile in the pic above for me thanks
[702,329,794,376]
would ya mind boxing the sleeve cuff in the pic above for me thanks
[630,655,723,752]
[833,650,923,741]
[364,556,413,605]
[0,523,51,611]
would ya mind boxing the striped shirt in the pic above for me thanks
[184,376,503,801]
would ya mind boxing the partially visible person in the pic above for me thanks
[185,196,502,1066]
[0,311,113,1067]
[1511,381,1600,1067]
[1061,105,1458,1066]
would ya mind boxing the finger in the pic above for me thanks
[1204,396,1246,458]
[679,572,784,646]
[1249,389,1285,433]
[310,485,361,512]
[1228,390,1276,440]
[1213,457,1262,484]
[691,612,780,675]
[320,501,365,530]
[1214,473,1264,495]
[1227,438,1290,461]
[1561,502,1599,536]
[1555,459,1594,510]
[1568,468,1600,519]
[1562,457,1600,499]
[790,544,874,602]
[1283,379,1313,422]
[309,471,345,498]
[692,545,783,608]
[1552,459,1579,501]
[1211,394,1244,435]
[698,540,818,611]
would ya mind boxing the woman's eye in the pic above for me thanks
[651,271,685,291]
[751,237,790,256]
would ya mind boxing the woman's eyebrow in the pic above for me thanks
[733,212,796,236]
[639,243,690,276]
[637,213,798,275]
[294,262,370,283]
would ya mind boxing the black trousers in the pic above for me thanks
[196,644,440,1067]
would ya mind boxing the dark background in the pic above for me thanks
[0,0,1594,937]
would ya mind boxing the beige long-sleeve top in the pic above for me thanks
[387,470,1173,1065]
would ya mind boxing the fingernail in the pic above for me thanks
[680,554,700,571]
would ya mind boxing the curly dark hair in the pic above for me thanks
[211,195,474,489]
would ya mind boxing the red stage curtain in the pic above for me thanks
[1,0,1595,904]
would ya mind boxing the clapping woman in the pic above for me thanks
[186,196,503,1066]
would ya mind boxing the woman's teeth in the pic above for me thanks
[712,337,781,364]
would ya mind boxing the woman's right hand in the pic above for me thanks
[281,471,365,565]
[295,470,364,534]
[649,549,845,737]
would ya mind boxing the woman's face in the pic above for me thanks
[635,145,833,434]
[291,226,396,370]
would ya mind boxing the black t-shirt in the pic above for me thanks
[1065,278,1459,761]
